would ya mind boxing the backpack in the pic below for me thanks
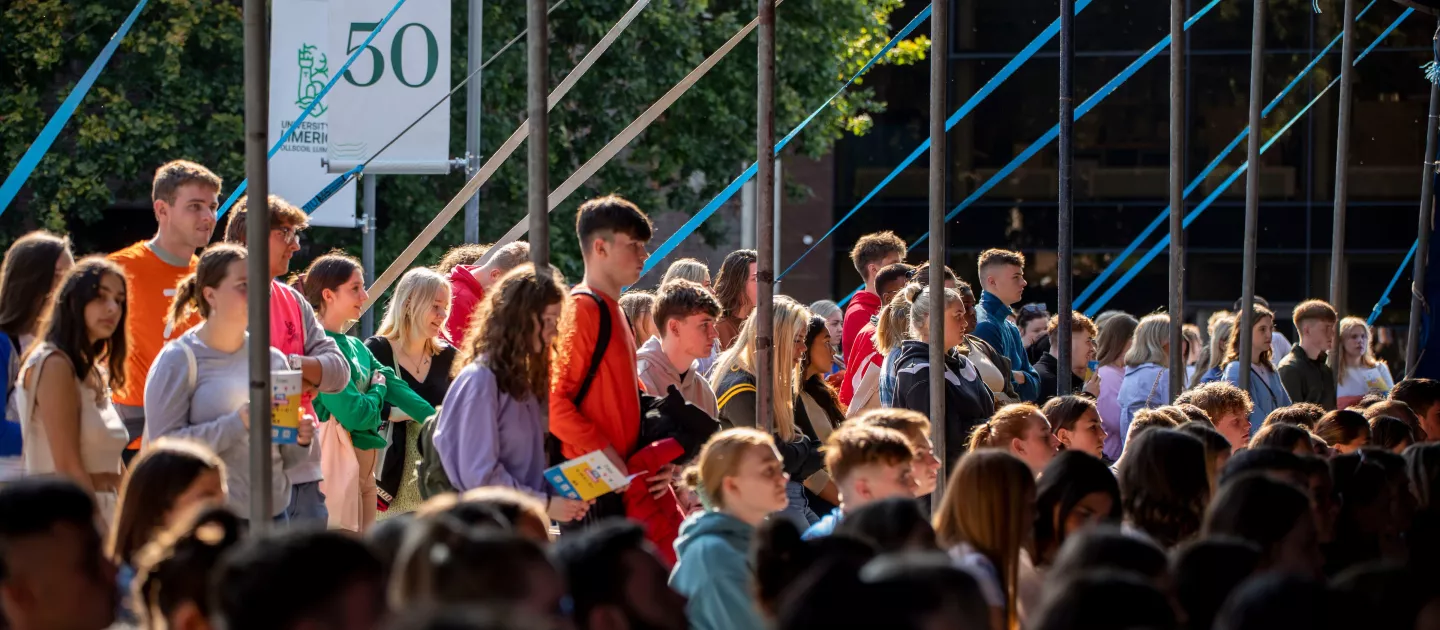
[418,288,612,499]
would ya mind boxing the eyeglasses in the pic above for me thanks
[1019,303,1048,315]
[272,226,302,244]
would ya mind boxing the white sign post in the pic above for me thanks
[326,0,451,173]
[269,0,358,228]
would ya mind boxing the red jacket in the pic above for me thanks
[444,265,485,346]
[840,291,882,404]
[624,438,685,567]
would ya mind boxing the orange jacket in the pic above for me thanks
[549,287,641,460]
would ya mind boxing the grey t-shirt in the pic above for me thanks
[142,330,311,520]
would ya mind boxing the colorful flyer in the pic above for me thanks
[544,451,641,501]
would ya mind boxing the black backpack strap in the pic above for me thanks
[571,288,612,407]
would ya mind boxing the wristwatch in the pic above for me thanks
[287,354,303,370]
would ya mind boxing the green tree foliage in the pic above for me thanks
[1,0,927,281]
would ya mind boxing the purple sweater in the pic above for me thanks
[432,361,547,498]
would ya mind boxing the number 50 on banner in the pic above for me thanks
[327,0,452,173]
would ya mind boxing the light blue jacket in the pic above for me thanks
[669,511,764,630]
[1222,361,1292,433]
[972,291,1040,402]
[1116,363,1170,457]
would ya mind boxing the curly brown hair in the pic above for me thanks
[456,265,569,401]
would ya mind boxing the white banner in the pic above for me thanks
[269,0,358,228]
[326,0,451,173]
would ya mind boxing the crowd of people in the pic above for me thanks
[0,158,1436,630]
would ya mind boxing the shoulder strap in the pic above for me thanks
[571,289,611,407]
[179,341,197,391]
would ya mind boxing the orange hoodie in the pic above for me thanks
[549,286,641,460]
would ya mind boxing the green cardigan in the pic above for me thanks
[313,331,436,450]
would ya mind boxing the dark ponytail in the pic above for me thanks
[294,252,363,312]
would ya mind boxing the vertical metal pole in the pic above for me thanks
[528,0,549,269]
[774,159,782,277]
[464,0,484,243]
[243,0,273,533]
[1168,0,1186,394]
[361,175,377,338]
[1329,0,1356,372]
[1407,59,1440,375]
[929,0,949,506]
[1057,0,1075,394]
[755,0,776,435]
[1239,0,1265,393]
[741,163,756,250]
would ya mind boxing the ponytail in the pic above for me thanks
[295,253,362,313]
[968,403,1046,453]
[967,423,996,452]
[166,273,201,332]
[168,244,247,328]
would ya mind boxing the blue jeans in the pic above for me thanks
[285,481,328,529]
[775,481,818,530]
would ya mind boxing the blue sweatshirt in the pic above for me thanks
[972,291,1040,402]
[1222,361,1292,433]
[670,511,764,630]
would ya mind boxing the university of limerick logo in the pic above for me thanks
[296,43,330,116]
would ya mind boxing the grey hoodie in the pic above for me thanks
[636,336,718,419]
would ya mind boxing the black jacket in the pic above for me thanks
[1034,353,1086,405]
[893,340,996,468]
[714,368,825,481]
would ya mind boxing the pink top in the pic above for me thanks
[270,280,316,422]
[1097,364,1124,460]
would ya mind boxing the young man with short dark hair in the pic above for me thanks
[442,241,532,346]
[1034,311,1098,404]
[552,195,671,523]
[853,407,941,497]
[972,248,1040,401]
[1391,378,1440,442]
[802,424,916,540]
[637,279,721,417]
[212,530,386,630]
[551,520,689,630]
[0,479,117,630]
[1277,300,1339,410]
[839,232,906,405]
[223,195,350,527]
[109,160,223,463]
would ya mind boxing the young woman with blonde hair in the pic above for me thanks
[366,267,457,518]
[430,265,589,523]
[669,428,789,630]
[1335,316,1395,408]
[1222,304,1291,433]
[934,449,1036,630]
[1193,315,1236,388]
[661,258,711,289]
[296,254,435,532]
[1115,313,1173,457]
[894,285,995,470]
[968,403,1059,476]
[712,296,833,527]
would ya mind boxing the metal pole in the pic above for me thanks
[929,0,949,507]
[1407,60,1440,375]
[465,0,484,243]
[528,0,549,269]
[1239,0,1265,394]
[774,159,782,279]
[361,175,377,338]
[1057,0,1074,395]
[741,162,756,250]
[1329,0,1355,373]
[755,0,776,435]
[242,0,273,534]
[1168,0,1186,394]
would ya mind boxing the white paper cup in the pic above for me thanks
[271,369,303,444]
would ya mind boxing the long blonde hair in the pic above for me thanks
[1193,316,1235,388]
[377,267,450,355]
[1336,316,1383,385]
[933,450,1035,630]
[681,428,775,510]
[1125,313,1171,367]
[874,290,913,355]
[709,296,811,441]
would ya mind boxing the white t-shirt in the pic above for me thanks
[1336,362,1395,400]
